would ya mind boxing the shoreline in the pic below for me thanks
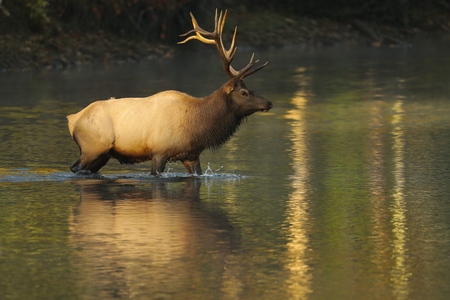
[1,14,449,73]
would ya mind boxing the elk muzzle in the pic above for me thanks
[262,101,273,112]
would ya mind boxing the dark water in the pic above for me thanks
[1,41,450,299]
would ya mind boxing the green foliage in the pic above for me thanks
[267,0,450,28]
[0,0,201,41]
[0,0,449,41]
[26,0,52,32]
[26,0,49,20]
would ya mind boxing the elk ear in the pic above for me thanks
[224,81,234,95]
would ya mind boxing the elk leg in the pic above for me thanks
[70,125,113,174]
[151,155,167,176]
[182,159,202,175]
[70,153,110,174]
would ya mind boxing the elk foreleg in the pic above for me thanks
[182,159,202,175]
[151,155,168,176]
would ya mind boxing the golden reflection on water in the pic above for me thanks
[283,72,312,299]
[368,98,411,298]
[68,178,237,299]
[368,101,391,286]
[390,100,410,300]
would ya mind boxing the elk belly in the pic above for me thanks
[110,115,191,164]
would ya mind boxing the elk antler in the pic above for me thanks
[178,9,268,80]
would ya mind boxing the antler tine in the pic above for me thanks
[218,16,238,65]
[178,12,215,45]
[213,9,239,77]
[214,8,222,37]
[179,9,267,79]
[237,53,269,80]
[227,27,238,59]
[241,60,269,79]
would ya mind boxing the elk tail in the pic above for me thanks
[67,114,77,137]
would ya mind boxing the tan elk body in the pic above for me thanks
[68,10,272,175]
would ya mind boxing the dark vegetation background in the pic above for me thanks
[1,0,449,71]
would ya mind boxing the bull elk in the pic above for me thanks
[67,9,272,176]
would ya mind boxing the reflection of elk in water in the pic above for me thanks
[69,178,240,299]
[67,9,272,175]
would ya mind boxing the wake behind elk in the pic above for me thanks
[67,10,272,175]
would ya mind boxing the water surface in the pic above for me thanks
[1,41,450,299]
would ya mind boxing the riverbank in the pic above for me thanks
[1,10,449,72]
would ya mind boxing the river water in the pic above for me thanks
[1,41,450,299]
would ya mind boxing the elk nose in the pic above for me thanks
[268,101,273,109]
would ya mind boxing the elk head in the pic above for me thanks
[178,9,272,117]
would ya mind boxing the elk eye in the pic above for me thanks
[240,90,249,97]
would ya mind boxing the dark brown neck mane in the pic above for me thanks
[191,86,244,151]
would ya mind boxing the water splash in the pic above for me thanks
[159,162,242,179]
[0,163,245,183]
[203,162,224,176]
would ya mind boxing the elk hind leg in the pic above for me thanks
[71,153,110,174]
[70,120,114,174]
[70,133,112,174]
